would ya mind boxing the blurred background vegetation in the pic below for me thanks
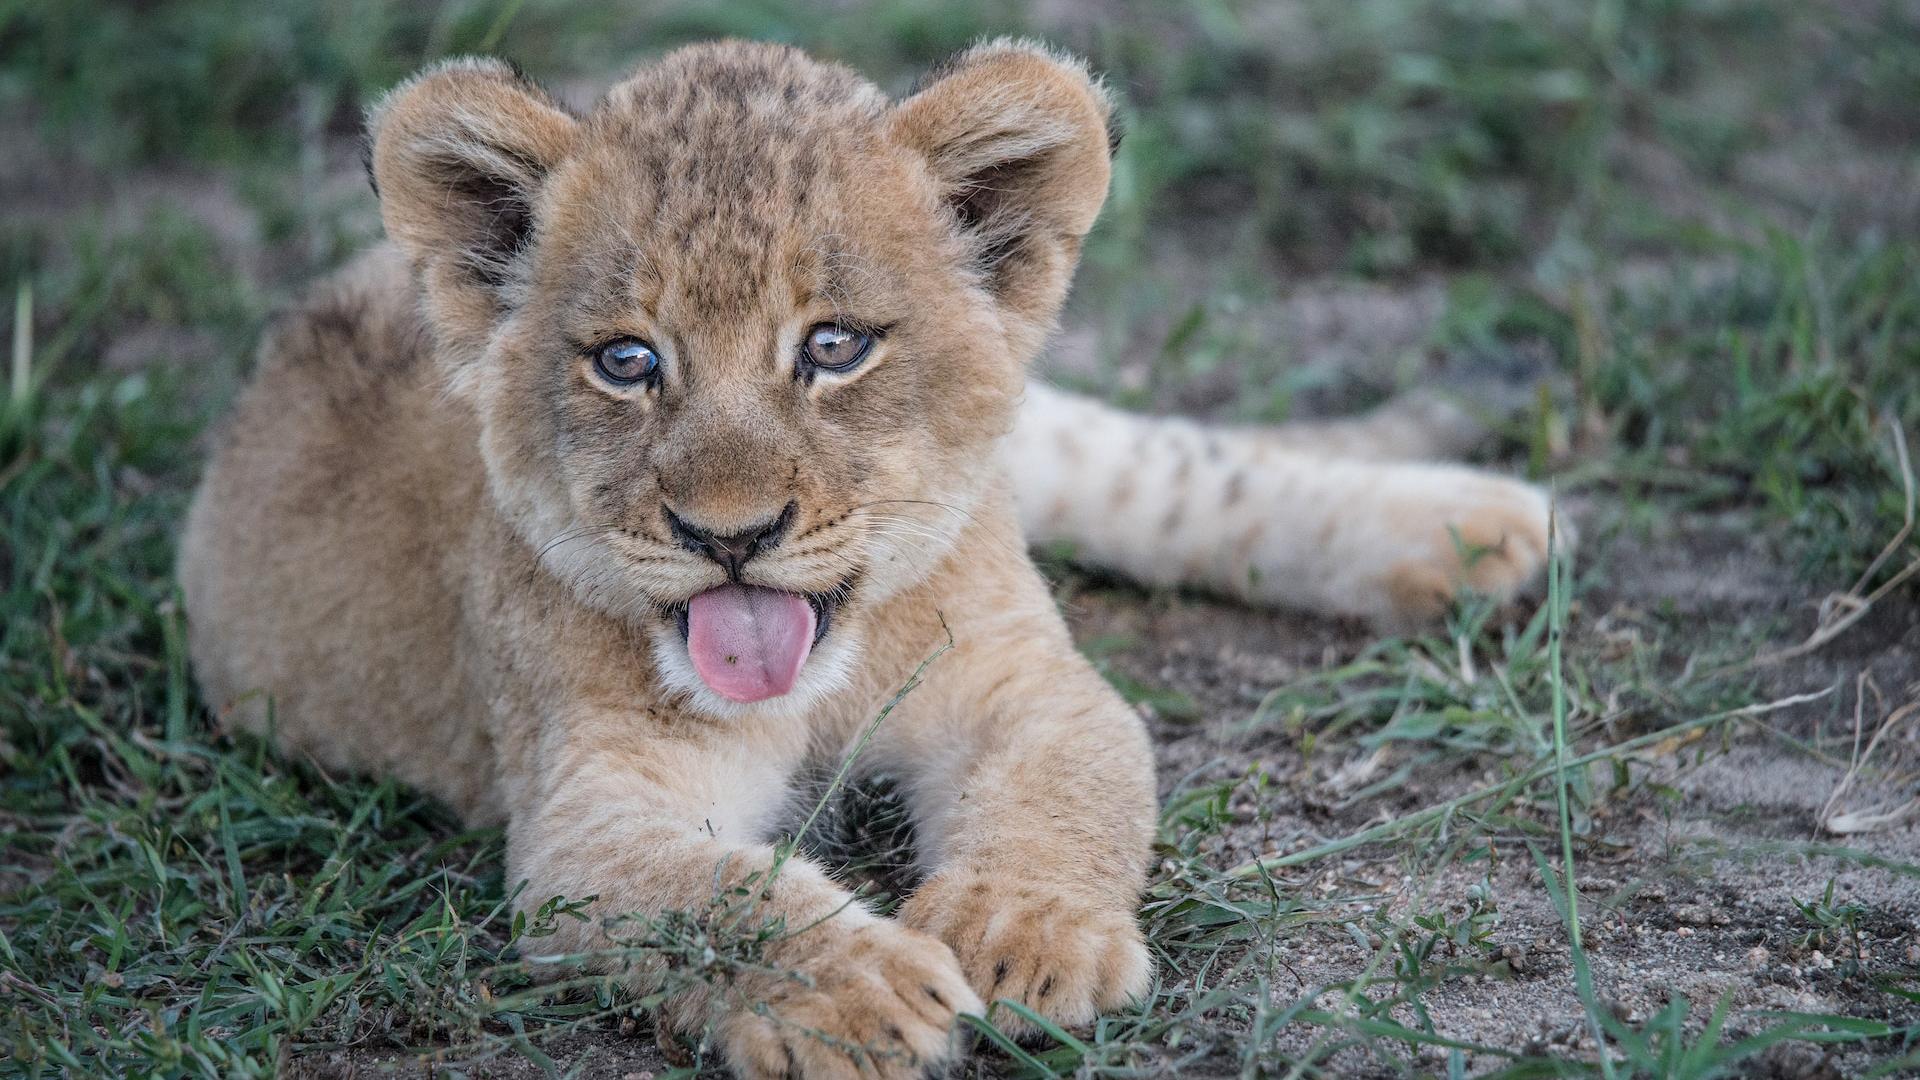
[3,1,1917,1076]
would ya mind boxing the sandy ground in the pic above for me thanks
[1069,520,1920,1077]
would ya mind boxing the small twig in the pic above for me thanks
[783,614,953,858]
[1850,418,1914,596]
[1820,674,1920,835]
[752,613,956,933]
[0,971,60,1009]
[1703,417,1917,679]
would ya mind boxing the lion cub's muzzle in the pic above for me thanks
[659,500,850,704]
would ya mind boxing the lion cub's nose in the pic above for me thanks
[664,501,796,580]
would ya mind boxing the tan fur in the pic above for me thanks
[179,40,1556,1078]
[182,41,1151,1078]
[1004,383,1560,630]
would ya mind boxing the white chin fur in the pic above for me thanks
[647,619,862,723]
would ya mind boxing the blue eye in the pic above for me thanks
[593,338,659,386]
[801,322,875,373]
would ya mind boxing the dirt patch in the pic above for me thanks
[1056,506,1919,1077]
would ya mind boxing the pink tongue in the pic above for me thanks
[686,585,817,703]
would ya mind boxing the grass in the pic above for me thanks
[5,0,1920,1076]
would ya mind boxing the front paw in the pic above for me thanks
[1376,473,1567,627]
[718,917,981,1080]
[898,872,1150,1036]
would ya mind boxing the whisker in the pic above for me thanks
[841,498,976,523]
[538,522,685,565]
[537,522,621,561]
[860,523,956,547]
[851,503,1030,562]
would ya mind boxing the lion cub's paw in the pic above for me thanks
[1376,475,1568,628]
[719,918,980,1080]
[899,873,1151,1037]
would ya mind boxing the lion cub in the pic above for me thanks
[179,40,1554,1078]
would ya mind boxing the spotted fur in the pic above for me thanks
[1008,383,1560,629]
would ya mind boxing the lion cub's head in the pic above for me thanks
[368,41,1112,714]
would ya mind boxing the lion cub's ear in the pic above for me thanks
[367,58,577,330]
[892,41,1114,346]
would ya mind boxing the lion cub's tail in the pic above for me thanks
[1005,381,1560,627]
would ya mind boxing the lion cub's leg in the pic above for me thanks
[1009,382,1561,627]
[870,585,1159,1035]
[503,718,979,1079]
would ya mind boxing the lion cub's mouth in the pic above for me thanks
[674,585,838,703]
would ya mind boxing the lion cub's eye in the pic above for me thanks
[592,338,660,387]
[800,322,874,373]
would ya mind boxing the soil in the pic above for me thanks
[1067,517,1920,1077]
